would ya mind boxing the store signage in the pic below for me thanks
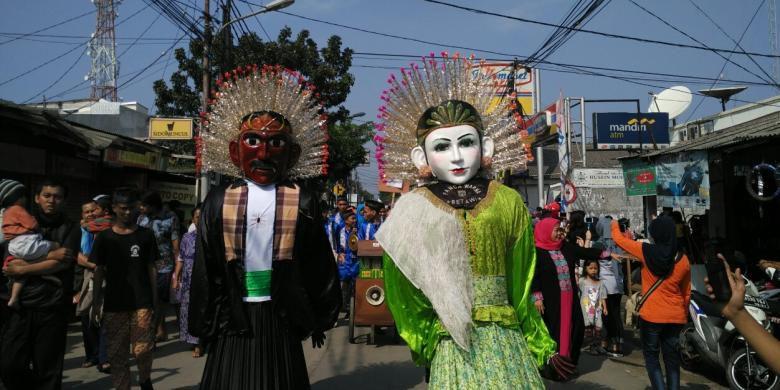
[104,148,160,170]
[571,169,624,188]
[622,160,657,197]
[149,117,193,140]
[149,181,197,205]
[523,102,559,146]
[593,112,670,150]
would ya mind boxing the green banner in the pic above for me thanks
[622,159,657,197]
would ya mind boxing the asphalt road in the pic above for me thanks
[59,315,726,389]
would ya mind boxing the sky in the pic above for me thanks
[1,0,778,194]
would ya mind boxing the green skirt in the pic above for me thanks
[429,323,545,390]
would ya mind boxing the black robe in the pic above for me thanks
[189,180,341,389]
[532,241,601,364]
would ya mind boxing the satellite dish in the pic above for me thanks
[699,86,748,111]
[648,86,692,120]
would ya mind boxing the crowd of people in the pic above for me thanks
[0,178,207,390]
[0,58,775,390]
[324,196,386,319]
[528,202,692,389]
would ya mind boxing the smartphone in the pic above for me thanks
[704,245,731,302]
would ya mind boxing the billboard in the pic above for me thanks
[472,63,535,115]
[655,151,710,209]
[593,112,670,150]
[523,101,559,146]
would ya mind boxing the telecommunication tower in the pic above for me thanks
[770,0,780,90]
[87,0,120,101]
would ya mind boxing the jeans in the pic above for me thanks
[80,315,108,364]
[640,319,683,390]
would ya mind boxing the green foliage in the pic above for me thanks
[152,27,356,155]
[327,120,374,181]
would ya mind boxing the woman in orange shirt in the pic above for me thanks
[611,216,690,390]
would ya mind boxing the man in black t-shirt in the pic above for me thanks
[92,188,157,390]
[0,179,79,390]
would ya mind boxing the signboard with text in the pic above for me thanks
[472,63,535,115]
[149,181,197,205]
[593,112,670,150]
[149,117,193,140]
[571,169,624,188]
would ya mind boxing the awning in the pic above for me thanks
[623,112,780,160]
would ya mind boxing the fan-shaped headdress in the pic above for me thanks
[200,64,329,180]
[375,53,530,183]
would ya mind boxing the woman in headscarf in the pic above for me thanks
[592,217,625,357]
[610,216,691,390]
[532,218,602,366]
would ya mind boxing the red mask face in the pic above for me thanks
[229,112,301,185]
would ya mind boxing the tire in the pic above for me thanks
[727,347,780,390]
[348,296,356,344]
[679,324,700,370]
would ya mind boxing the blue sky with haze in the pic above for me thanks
[1,0,777,193]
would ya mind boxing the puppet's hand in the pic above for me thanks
[542,353,576,381]
[311,331,326,348]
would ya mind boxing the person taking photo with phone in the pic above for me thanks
[611,216,691,390]
[706,255,780,374]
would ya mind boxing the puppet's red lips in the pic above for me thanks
[450,168,466,175]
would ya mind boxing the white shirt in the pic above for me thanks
[244,181,275,302]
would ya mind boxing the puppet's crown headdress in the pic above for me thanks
[200,64,328,179]
[374,53,529,183]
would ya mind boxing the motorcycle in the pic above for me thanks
[679,265,780,390]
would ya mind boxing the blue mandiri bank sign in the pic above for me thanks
[593,112,670,150]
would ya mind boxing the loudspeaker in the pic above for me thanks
[353,278,394,326]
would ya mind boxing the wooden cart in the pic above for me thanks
[348,240,395,344]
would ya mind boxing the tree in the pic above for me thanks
[327,120,374,181]
[152,27,366,171]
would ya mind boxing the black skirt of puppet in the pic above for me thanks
[200,302,310,389]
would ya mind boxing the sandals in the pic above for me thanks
[97,363,111,374]
[192,346,203,358]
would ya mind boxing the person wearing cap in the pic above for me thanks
[358,200,384,241]
[0,179,79,390]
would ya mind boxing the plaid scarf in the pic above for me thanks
[222,183,300,263]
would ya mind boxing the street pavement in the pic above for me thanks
[61,316,726,389]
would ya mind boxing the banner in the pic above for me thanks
[572,169,624,188]
[593,112,670,150]
[622,160,657,197]
[655,151,710,209]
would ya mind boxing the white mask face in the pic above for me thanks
[410,124,494,185]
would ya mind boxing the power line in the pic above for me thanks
[684,0,767,122]
[0,32,184,41]
[23,47,88,103]
[243,1,273,41]
[117,12,164,59]
[627,0,775,86]
[60,34,187,116]
[351,51,780,109]
[0,9,96,46]
[352,52,774,87]
[421,0,780,59]
[686,0,776,86]
[0,6,149,89]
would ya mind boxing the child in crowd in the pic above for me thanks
[1,181,61,308]
[579,258,608,355]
